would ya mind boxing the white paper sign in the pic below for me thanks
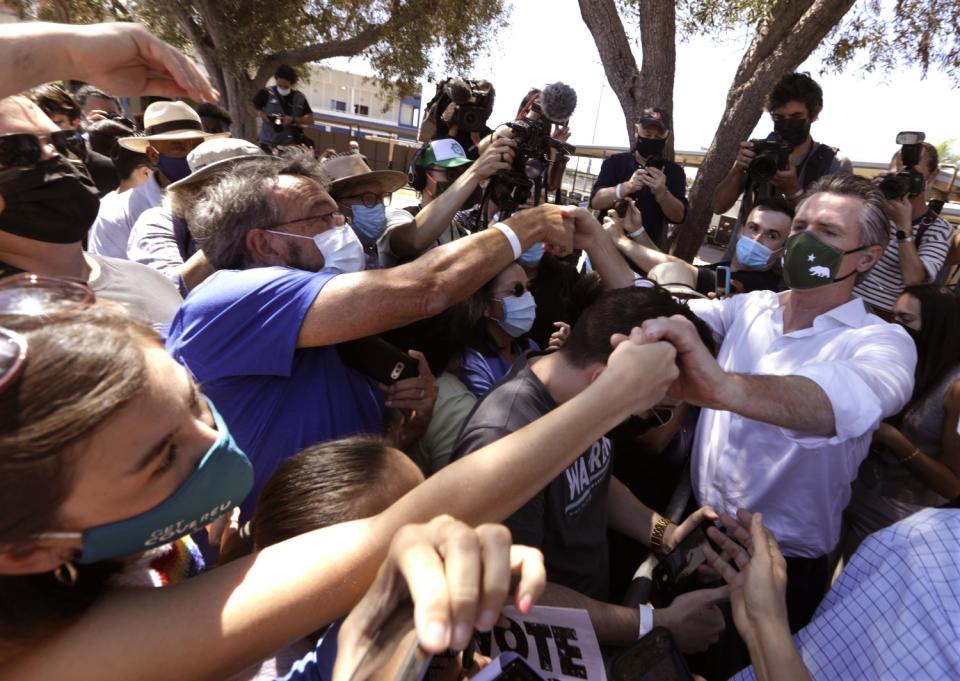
[475,606,607,681]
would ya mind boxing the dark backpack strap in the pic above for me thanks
[798,143,838,186]
[914,210,938,248]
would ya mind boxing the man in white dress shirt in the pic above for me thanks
[641,174,917,636]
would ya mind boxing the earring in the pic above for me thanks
[53,560,78,586]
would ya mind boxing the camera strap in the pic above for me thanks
[797,143,838,187]
[914,210,938,247]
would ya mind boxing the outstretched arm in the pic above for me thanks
[0,22,217,102]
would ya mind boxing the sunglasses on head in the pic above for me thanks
[0,273,96,394]
[0,130,81,169]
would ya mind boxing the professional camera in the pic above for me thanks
[442,78,495,133]
[877,131,926,200]
[485,82,577,221]
[747,133,793,183]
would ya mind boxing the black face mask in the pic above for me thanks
[635,136,666,159]
[773,118,810,147]
[0,156,100,244]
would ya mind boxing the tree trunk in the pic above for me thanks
[672,0,859,261]
[578,0,677,156]
[221,67,260,143]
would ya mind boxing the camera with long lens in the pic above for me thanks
[442,78,495,133]
[747,133,793,183]
[877,131,926,200]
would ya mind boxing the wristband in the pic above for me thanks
[899,447,921,464]
[638,604,654,639]
[491,222,522,260]
[627,226,646,239]
[615,183,623,200]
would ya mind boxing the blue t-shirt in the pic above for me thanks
[459,340,538,398]
[166,267,385,519]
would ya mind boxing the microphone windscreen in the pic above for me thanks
[539,82,577,124]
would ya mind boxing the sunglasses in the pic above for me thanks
[0,273,96,393]
[494,282,529,299]
[0,130,82,169]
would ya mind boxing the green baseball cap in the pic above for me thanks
[418,138,472,168]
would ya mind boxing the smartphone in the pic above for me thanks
[610,628,694,681]
[614,199,630,219]
[652,520,715,594]
[337,336,419,385]
[715,265,731,297]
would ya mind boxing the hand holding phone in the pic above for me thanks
[337,336,420,385]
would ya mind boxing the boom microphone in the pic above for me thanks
[539,82,578,125]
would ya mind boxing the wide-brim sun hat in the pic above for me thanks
[319,154,407,197]
[118,100,229,153]
[167,138,267,190]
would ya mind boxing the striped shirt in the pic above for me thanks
[854,211,953,311]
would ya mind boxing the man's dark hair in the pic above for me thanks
[559,286,716,368]
[194,102,232,134]
[30,83,81,120]
[252,435,406,549]
[753,195,796,221]
[86,118,134,157]
[274,64,298,84]
[766,72,823,117]
[112,146,151,182]
[74,84,120,110]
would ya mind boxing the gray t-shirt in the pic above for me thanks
[451,354,614,600]
[89,253,182,332]
[127,206,197,296]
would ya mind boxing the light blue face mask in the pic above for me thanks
[735,236,777,271]
[351,203,388,247]
[495,291,537,338]
[47,398,254,564]
[518,242,544,267]
[276,86,292,97]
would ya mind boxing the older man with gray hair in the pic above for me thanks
[165,154,627,518]
[641,175,916,649]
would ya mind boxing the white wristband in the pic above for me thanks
[638,604,654,639]
[627,226,646,239]
[492,222,522,260]
[615,183,623,200]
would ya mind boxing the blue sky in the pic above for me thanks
[328,0,960,165]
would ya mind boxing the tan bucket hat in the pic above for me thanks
[167,138,267,190]
[318,154,407,197]
[647,261,706,299]
[118,101,229,153]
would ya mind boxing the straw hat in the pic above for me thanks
[318,154,407,197]
[118,101,228,153]
[167,138,266,190]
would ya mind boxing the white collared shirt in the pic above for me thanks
[688,290,916,557]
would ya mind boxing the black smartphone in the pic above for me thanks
[337,336,419,385]
[715,265,731,297]
[614,199,631,219]
[610,627,693,681]
[652,520,715,594]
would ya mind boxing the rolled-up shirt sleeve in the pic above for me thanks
[783,324,916,446]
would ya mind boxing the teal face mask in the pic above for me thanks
[49,398,254,564]
[781,230,865,290]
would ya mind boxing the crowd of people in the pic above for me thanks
[0,20,958,681]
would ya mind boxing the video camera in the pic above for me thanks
[877,131,926,200]
[420,78,495,141]
[486,82,577,221]
[747,132,793,183]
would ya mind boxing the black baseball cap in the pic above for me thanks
[639,107,671,132]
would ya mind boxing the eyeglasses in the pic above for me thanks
[0,273,96,392]
[0,131,80,169]
[494,282,529,299]
[259,210,343,233]
[340,191,392,208]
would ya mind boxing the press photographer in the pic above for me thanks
[712,72,852,254]
[251,64,315,151]
[479,82,577,223]
[854,132,953,315]
[590,106,687,249]
[421,76,495,159]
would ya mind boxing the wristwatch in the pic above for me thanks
[896,229,914,243]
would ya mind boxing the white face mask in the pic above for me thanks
[276,86,292,96]
[266,225,366,274]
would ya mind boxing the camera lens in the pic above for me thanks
[748,154,778,183]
